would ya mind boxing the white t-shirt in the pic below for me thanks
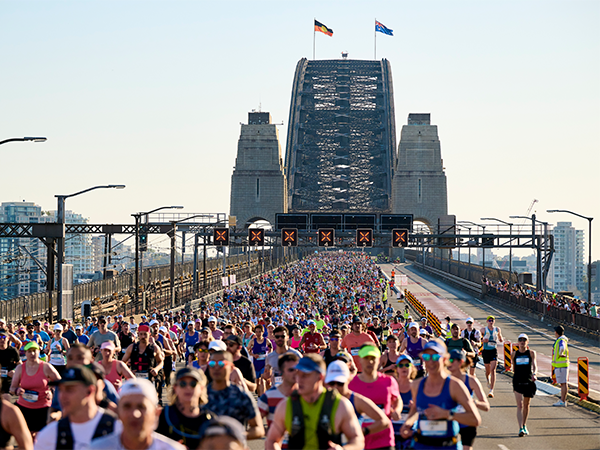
[90,431,185,450]
[34,408,123,450]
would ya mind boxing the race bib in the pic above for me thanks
[256,354,266,360]
[135,372,150,379]
[515,356,530,365]
[22,390,39,402]
[420,420,447,436]
[414,359,422,367]
[350,347,360,356]
[0,369,7,378]
[187,346,195,354]
[274,376,283,386]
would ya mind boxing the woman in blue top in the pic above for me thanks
[399,339,481,450]
[447,349,489,450]
[394,354,416,450]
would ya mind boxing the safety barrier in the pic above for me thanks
[504,342,513,372]
[578,357,589,400]
[404,289,443,337]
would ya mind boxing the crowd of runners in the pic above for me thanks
[0,251,571,449]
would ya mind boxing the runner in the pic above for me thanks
[325,360,390,442]
[480,315,504,398]
[122,325,165,404]
[197,415,248,450]
[461,318,481,376]
[156,367,212,448]
[379,334,401,376]
[34,365,120,450]
[511,334,537,435]
[88,316,121,362]
[181,322,200,365]
[9,341,61,435]
[299,320,326,354]
[399,339,481,450]
[399,322,426,378]
[205,351,264,440]
[91,378,185,450]
[249,325,272,378]
[265,326,302,386]
[447,349,490,450]
[47,323,70,377]
[225,335,257,393]
[100,341,134,390]
[552,325,569,407]
[265,354,364,450]
[341,316,375,373]
[348,343,402,450]
[190,341,210,371]
[445,324,475,359]
[393,355,416,450]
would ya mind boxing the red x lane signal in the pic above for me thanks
[392,229,409,248]
[213,228,229,246]
[356,229,373,247]
[281,228,298,247]
[318,229,335,247]
[248,228,265,246]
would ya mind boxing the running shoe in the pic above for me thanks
[518,427,525,437]
[523,425,529,435]
[552,400,567,407]
[488,389,494,398]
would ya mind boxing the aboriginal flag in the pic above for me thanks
[315,20,333,37]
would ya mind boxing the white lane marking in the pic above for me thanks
[398,264,600,357]
[498,445,510,450]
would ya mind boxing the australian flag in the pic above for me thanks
[375,21,393,36]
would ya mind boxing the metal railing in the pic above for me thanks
[0,248,304,323]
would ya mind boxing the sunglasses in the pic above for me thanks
[274,335,286,339]
[177,380,198,388]
[487,319,494,322]
[518,338,527,342]
[197,349,209,353]
[449,358,463,363]
[0,336,7,340]
[329,381,345,387]
[421,354,442,362]
[208,360,232,368]
[397,362,411,368]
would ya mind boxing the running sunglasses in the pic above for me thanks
[208,360,232,368]
[397,362,411,368]
[518,338,527,342]
[197,349,209,353]
[329,381,344,387]
[274,335,286,339]
[421,354,442,362]
[177,380,198,388]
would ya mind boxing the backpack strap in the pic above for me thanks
[287,390,305,450]
[56,418,74,450]
[92,411,117,440]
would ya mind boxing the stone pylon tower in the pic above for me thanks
[392,113,448,230]
[230,112,287,228]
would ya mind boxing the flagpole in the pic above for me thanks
[374,18,377,59]
[313,18,316,60]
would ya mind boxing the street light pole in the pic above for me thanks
[548,209,594,304]
[481,217,514,278]
[0,137,47,146]
[132,205,184,307]
[510,214,550,293]
[55,184,125,321]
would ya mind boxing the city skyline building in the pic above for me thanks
[548,221,586,295]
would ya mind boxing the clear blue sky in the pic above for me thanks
[1,1,599,259]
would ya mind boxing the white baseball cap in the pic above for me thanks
[208,340,227,352]
[465,317,474,324]
[408,322,419,330]
[53,324,63,331]
[208,316,217,323]
[149,320,159,327]
[324,360,350,384]
[120,378,158,405]
[518,333,529,340]
[158,326,168,333]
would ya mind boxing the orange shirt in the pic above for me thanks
[341,332,374,372]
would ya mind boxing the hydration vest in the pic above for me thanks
[287,389,342,450]
[56,410,116,449]
[130,342,159,380]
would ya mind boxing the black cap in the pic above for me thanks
[52,366,96,386]
[98,315,106,323]
[555,325,565,335]
[86,362,105,380]
[199,415,247,446]
[175,367,204,382]
[225,335,242,346]
[352,316,362,323]
[445,316,451,321]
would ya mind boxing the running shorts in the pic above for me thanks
[513,381,537,398]
[481,348,497,364]
[554,367,568,384]
[459,426,477,447]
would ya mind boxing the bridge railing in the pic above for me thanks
[0,250,302,323]
[405,250,599,335]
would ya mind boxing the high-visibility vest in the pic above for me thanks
[552,336,569,368]
[445,322,453,339]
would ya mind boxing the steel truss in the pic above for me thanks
[285,58,396,212]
